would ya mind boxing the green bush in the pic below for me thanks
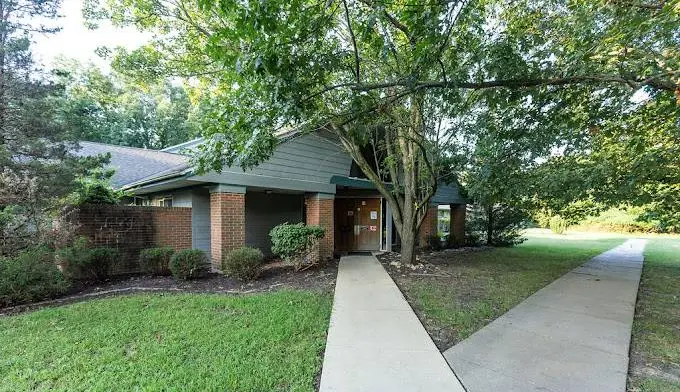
[169,249,209,280]
[139,247,175,276]
[573,207,664,233]
[0,247,70,307]
[465,204,527,246]
[77,248,121,281]
[464,224,483,247]
[222,247,264,281]
[270,223,325,270]
[549,215,568,234]
[58,238,120,281]
[69,170,127,206]
[532,210,553,229]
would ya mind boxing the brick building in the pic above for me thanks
[76,130,467,269]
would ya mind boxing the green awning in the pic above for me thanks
[330,175,391,190]
[330,175,468,204]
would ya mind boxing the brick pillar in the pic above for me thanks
[210,185,246,269]
[418,205,439,247]
[450,203,466,247]
[305,193,334,262]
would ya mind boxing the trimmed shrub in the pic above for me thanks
[139,247,175,276]
[0,247,70,307]
[169,249,209,280]
[58,238,120,281]
[222,247,264,281]
[270,223,325,271]
[74,248,120,281]
[549,215,568,234]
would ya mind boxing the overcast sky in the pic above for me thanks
[32,0,150,71]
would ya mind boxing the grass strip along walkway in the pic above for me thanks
[390,234,626,348]
[629,237,680,392]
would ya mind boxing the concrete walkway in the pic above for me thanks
[444,239,647,392]
[319,254,466,392]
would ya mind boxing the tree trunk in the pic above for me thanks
[486,204,493,245]
[400,224,416,264]
[331,95,437,265]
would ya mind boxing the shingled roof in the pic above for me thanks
[74,141,190,188]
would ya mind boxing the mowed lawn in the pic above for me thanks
[0,291,332,392]
[629,237,680,392]
[396,232,627,347]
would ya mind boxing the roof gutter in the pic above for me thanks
[121,167,194,191]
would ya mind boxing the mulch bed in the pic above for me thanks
[377,246,492,275]
[1,259,339,316]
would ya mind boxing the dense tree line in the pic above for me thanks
[56,61,201,149]
[0,0,105,255]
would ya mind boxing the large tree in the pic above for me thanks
[532,91,680,231]
[0,0,101,255]
[90,0,678,263]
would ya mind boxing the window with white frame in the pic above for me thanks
[158,197,173,207]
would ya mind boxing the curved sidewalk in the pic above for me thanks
[444,239,647,392]
[319,254,466,392]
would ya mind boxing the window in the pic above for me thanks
[158,197,173,207]
[133,196,150,206]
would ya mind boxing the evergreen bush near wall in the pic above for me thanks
[169,249,209,280]
[0,247,70,307]
[139,247,175,275]
[222,247,264,281]
[58,238,121,281]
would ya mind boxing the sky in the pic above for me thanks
[32,0,151,72]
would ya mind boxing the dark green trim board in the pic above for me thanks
[330,175,387,189]
[331,175,467,205]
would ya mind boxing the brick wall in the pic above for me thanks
[418,205,439,247]
[210,192,245,268]
[450,203,466,246]
[305,194,334,262]
[151,208,193,249]
[64,205,192,274]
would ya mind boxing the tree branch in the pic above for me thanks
[342,0,361,83]
[302,71,678,102]
[352,72,679,92]
[356,0,413,44]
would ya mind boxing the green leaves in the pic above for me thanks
[56,61,200,149]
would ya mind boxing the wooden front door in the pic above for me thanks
[334,198,355,252]
[355,199,381,250]
[334,198,381,252]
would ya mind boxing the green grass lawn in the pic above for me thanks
[629,237,680,392]
[394,232,627,347]
[0,291,332,392]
